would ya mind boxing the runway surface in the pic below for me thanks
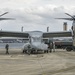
[0,49,75,75]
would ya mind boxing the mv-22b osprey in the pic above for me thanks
[0,13,75,54]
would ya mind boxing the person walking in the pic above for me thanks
[5,44,9,54]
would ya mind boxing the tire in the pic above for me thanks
[66,47,72,52]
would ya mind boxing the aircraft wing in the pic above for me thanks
[0,31,29,38]
[43,31,72,38]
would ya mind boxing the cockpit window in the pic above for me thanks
[31,37,42,42]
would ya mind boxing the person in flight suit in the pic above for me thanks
[5,44,9,54]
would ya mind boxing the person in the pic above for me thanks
[27,45,31,55]
[53,42,55,52]
[5,44,9,54]
[50,42,53,53]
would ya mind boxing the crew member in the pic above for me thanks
[5,44,9,54]
[53,42,55,52]
[27,45,31,55]
[50,42,52,53]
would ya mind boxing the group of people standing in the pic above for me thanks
[4,42,55,54]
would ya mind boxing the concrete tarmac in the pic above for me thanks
[0,49,75,75]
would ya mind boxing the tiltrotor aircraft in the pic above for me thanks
[0,13,75,54]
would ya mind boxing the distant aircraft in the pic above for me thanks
[0,12,14,20]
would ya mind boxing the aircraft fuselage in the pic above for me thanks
[22,31,48,53]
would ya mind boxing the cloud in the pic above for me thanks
[0,0,74,32]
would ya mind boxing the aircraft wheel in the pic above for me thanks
[27,50,31,55]
[50,49,52,53]
[22,50,25,53]
[22,50,24,53]
[47,50,48,53]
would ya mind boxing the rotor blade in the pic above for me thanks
[65,13,74,19]
[55,18,73,21]
[0,18,15,20]
[0,12,9,17]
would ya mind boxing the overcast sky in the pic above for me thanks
[0,0,75,32]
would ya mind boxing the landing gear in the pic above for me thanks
[47,50,49,53]
[44,50,51,53]
[66,46,73,52]
[50,49,52,53]
[22,49,28,53]
[22,49,31,55]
